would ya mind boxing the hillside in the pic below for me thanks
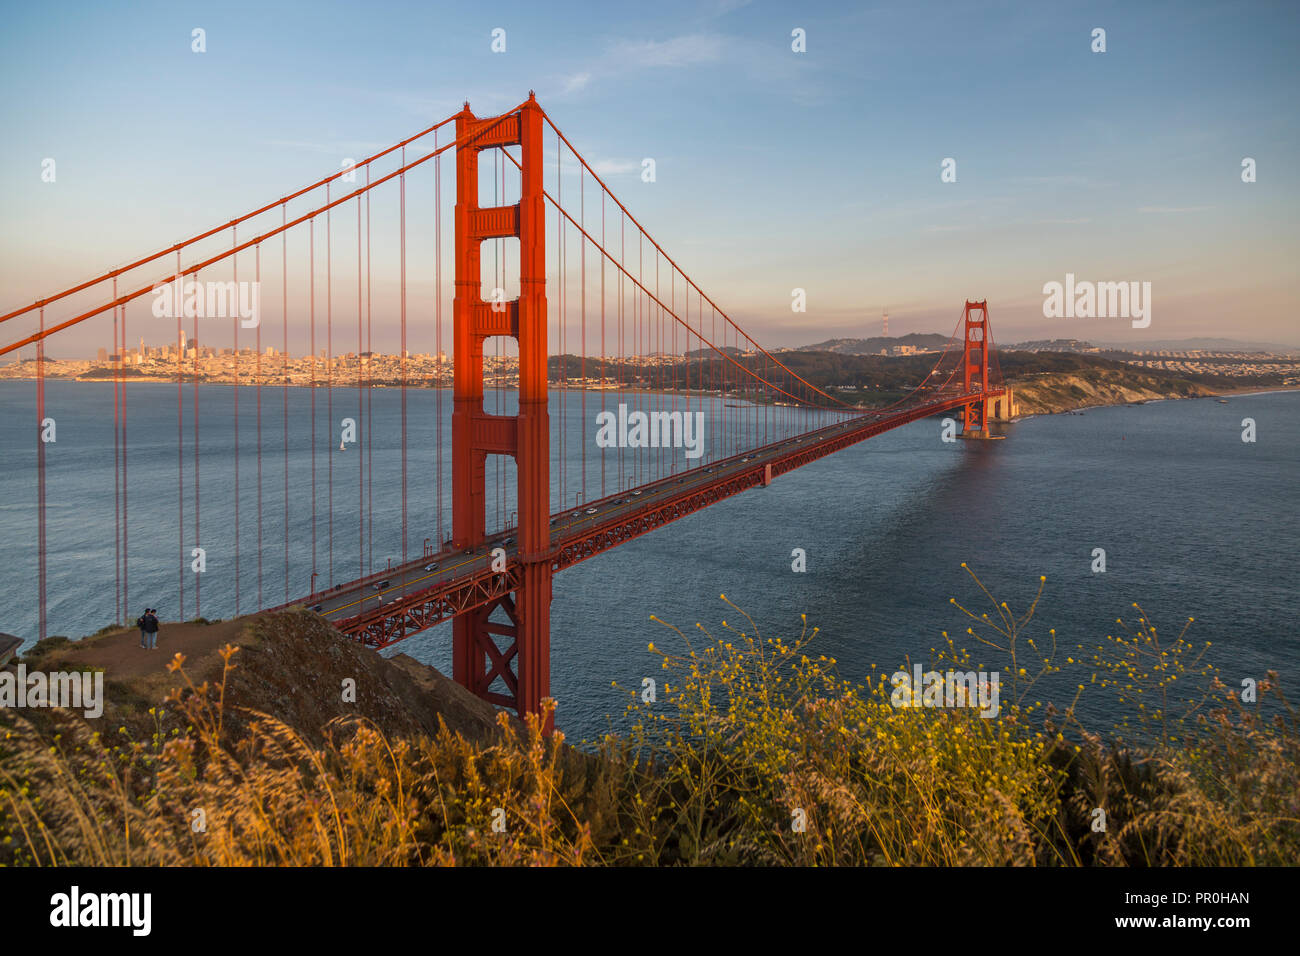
[1008,368,1217,416]
[2,593,1296,867]
[16,610,504,745]
[796,333,951,354]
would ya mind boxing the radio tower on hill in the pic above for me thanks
[882,311,889,337]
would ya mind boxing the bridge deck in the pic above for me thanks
[272,387,1001,646]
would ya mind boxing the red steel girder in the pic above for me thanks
[320,388,1003,646]
[334,567,521,648]
[550,391,998,573]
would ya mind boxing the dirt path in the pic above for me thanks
[64,619,250,678]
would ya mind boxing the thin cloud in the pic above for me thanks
[606,34,726,69]
[1013,174,1094,186]
[591,159,640,175]
[1138,205,1212,214]
[561,72,592,94]
[544,35,724,103]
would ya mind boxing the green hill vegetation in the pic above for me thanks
[1,570,1295,866]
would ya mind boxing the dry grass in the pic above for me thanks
[2,571,1296,866]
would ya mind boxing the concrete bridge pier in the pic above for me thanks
[960,387,1017,440]
[987,387,1018,423]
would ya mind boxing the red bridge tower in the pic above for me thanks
[451,94,552,722]
[961,300,991,438]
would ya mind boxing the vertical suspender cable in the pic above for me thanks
[357,186,364,576]
[580,163,586,504]
[366,167,373,574]
[599,188,605,501]
[637,232,643,486]
[255,242,263,609]
[400,147,408,571]
[282,205,289,605]
[619,210,624,493]
[121,300,128,618]
[36,308,47,641]
[501,149,507,528]
[557,136,564,511]
[176,252,185,618]
[310,217,317,592]
[113,283,121,624]
[435,133,443,546]
[326,185,333,587]
[233,226,240,615]
[494,153,501,530]
[192,271,201,619]
[715,306,721,462]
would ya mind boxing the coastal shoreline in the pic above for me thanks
[1006,383,1300,423]
[3,374,1296,421]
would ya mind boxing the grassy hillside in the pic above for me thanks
[2,577,1296,866]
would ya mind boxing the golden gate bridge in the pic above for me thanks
[0,93,1006,724]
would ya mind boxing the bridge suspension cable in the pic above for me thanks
[0,96,1003,717]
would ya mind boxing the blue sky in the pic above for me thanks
[2,0,1298,351]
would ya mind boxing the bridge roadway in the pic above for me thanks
[273,386,1001,647]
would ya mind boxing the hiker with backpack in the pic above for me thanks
[143,609,160,650]
[136,609,150,648]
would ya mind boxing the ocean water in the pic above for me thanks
[1,381,1295,743]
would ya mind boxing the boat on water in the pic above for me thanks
[1218,399,1230,404]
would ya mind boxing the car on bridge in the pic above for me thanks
[423,562,438,572]
[373,580,390,590]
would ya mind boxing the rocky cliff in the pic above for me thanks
[1009,368,1217,416]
